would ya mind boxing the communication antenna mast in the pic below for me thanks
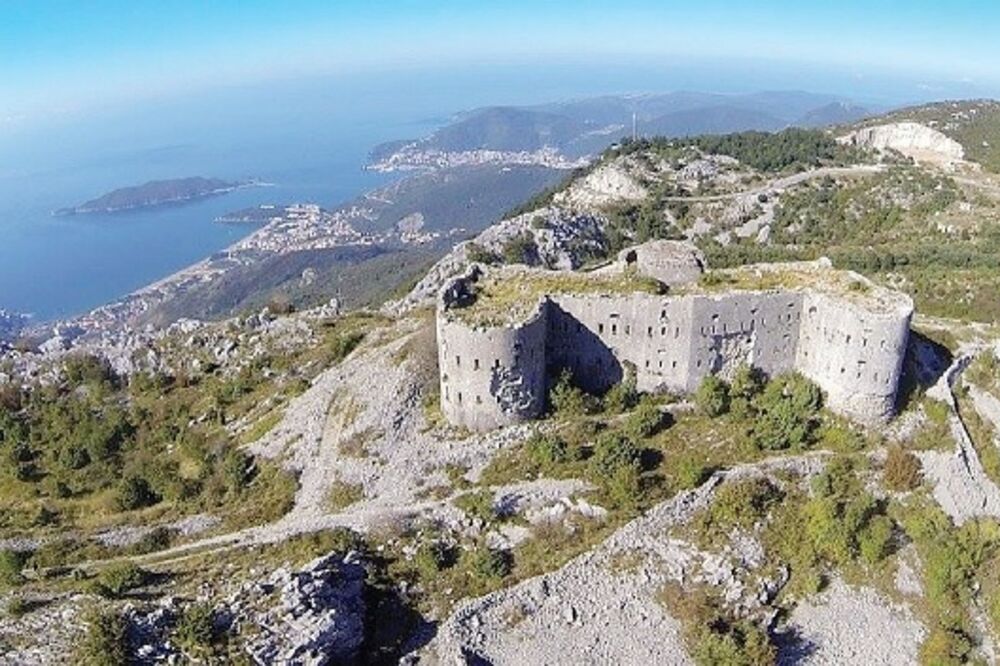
[632,112,638,141]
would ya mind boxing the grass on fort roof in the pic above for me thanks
[452,267,664,327]
[683,263,880,304]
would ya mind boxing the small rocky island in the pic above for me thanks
[54,176,261,216]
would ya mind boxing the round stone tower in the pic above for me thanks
[436,268,548,432]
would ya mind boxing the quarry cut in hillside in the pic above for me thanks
[838,121,966,165]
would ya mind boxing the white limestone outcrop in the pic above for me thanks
[838,122,965,165]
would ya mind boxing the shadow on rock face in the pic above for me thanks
[896,329,954,412]
[459,649,495,666]
[773,625,820,665]
[363,560,437,665]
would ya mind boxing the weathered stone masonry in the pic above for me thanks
[437,242,913,432]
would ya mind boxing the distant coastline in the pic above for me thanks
[53,176,269,216]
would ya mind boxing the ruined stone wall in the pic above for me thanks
[437,296,548,432]
[795,291,911,423]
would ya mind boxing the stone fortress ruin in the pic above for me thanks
[436,240,913,432]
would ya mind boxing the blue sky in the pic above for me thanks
[2,0,998,125]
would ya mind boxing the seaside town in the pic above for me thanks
[0,201,463,375]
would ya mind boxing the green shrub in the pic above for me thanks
[500,233,537,264]
[698,477,783,539]
[806,497,884,563]
[589,432,641,479]
[115,475,158,511]
[858,514,894,564]
[174,602,217,654]
[923,398,950,425]
[454,490,498,524]
[674,455,712,490]
[728,364,765,419]
[883,445,922,491]
[729,364,764,402]
[919,624,976,666]
[64,354,117,388]
[526,432,571,467]
[91,562,149,598]
[803,456,897,566]
[5,596,29,618]
[270,294,298,315]
[221,450,255,492]
[817,423,866,452]
[750,374,822,450]
[810,455,859,499]
[465,242,499,265]
[603,366,638,414]
[326,480,364,511]
[466,546,512,581]
[695,376,729,417]
[328,332,365,364]
[625,396,666,439]
[548,370,597,417]
[0,549,27,587]
[129,527,174,556]
[604,463,643,510]
[76,608,130,666]
[414,540,453,578]
[688,621,775,666]
[659,584,775,666]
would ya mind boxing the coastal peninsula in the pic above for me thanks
[54,176,261,216]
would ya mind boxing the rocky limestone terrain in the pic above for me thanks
[389,206,610,314]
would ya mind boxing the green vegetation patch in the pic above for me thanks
[659,583,776,666]
[622,128,862,174]
[75,607,130,666]
[326,479,365,511]
[449,266,663,327]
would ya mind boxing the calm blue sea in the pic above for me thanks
[0,76,439,320]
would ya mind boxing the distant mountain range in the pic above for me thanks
[370,91,880,163]
[55,176,260,216]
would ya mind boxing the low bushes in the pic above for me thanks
[548,370,599,417]
[326,480,365,511]
[883,445,923,491]
[464,546,512,581]
[527,432,573,468]
[454,490,498,524]
[658,583,775,666]
[695,376,730,417]
[896,502,1000,664]
[328,332,365,365]
[0,549,27,587]
[173,602,218,655]
[76,608,130,665]
[801,457,894,566]
[695,367,823,452]
[90,562,150,598]
[695,477,783,543]
[624,396,667,439]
